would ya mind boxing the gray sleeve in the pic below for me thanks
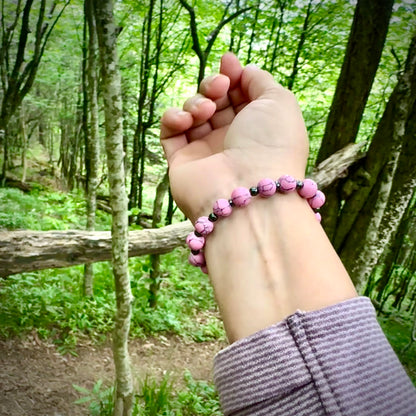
[213,296,416,416]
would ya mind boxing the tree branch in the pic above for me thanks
[205,6,251,57]
[178,0,203,60]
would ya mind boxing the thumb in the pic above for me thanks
[241,64,288,101]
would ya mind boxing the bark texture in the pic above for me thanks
[338,33,416,287]
[84,0,101,297]
[316,0,394,239]
[93,0,133,414]
[0,222,192,278]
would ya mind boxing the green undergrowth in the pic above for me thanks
[0,187,110,230]
[74,371,222,415]
[0,187,224,353]
[0,250,224,353]
[378,314,416,385]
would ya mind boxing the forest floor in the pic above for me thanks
[0,335,226,416]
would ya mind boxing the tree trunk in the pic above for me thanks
[84,0,101,297]
[148,170,169,307]
[267,0,288,73]
[1,124,8,185]
[245,1,260,65]
[392,250,415,310]
[316,0,394,239]
[287,0,313,91]
[374,194,415,305]
[129,0,155,211]
[19,108,28,183]
[93,1,133,415]
[338,34,416,287]
[229,0,240,52]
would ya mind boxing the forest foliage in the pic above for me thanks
[1,0,416,413]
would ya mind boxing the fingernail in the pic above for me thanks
[177,110,188,117]
[245,64,259,71]
[195,96,210,105]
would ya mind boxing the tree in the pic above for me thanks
[265,0,292,73]
[0,0,70,181]
[286,0,317,91]
[83,0,101,297]
[179,0,250,86]
[336,32,416,287]
[93,0,133,414]
[128,0,185,213]
[148,170,169,307]
[316,0,394,239]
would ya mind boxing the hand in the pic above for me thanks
[160,53,309,222]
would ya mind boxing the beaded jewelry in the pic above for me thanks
[186,175,325,274]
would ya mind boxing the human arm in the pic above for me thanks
[160,53,357,343]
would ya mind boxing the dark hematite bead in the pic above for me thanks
[194,230,202,237]
[250,186,259,196]
[275,181,281,191]
[228,199,235,207]
[296,180,304,189]
[191,249,200,255]
[208,212,218,222]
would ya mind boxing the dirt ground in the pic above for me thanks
[0,335,227,416]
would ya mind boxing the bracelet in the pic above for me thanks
[186,175,325,274]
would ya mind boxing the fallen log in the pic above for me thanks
[0,221,193,278]
[0,143,365,277]
[311,142,366,187]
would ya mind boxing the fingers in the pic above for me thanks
[199,74,230,100]
[220,53,243,89]
[241,64,288,101]
[183,94,216,124]
[160,108,193,140]
[160,109,194,164]
[161,74,231,149]
[160,76,226,163]
[220,53,247,112]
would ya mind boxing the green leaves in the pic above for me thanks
[73,372,222,415]
[73,380,114,415]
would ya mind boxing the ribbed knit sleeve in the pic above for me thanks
[213,297,416,416]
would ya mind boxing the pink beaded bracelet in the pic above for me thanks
[186,175,325,274]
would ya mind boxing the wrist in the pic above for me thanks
[198,188,356,343]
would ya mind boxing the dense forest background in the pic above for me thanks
[1,0,416,415]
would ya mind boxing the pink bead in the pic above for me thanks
[314,212,322,222]
[231,187,251,207]
[298,179,318,199]
[200,265,208,274]
[188,251,206,267]
[213,198,233,217]
[278,175,297,192]
[308,190,326,209]
[257,178,276,197]
[195,216,214,235]
[186,232,205,251]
